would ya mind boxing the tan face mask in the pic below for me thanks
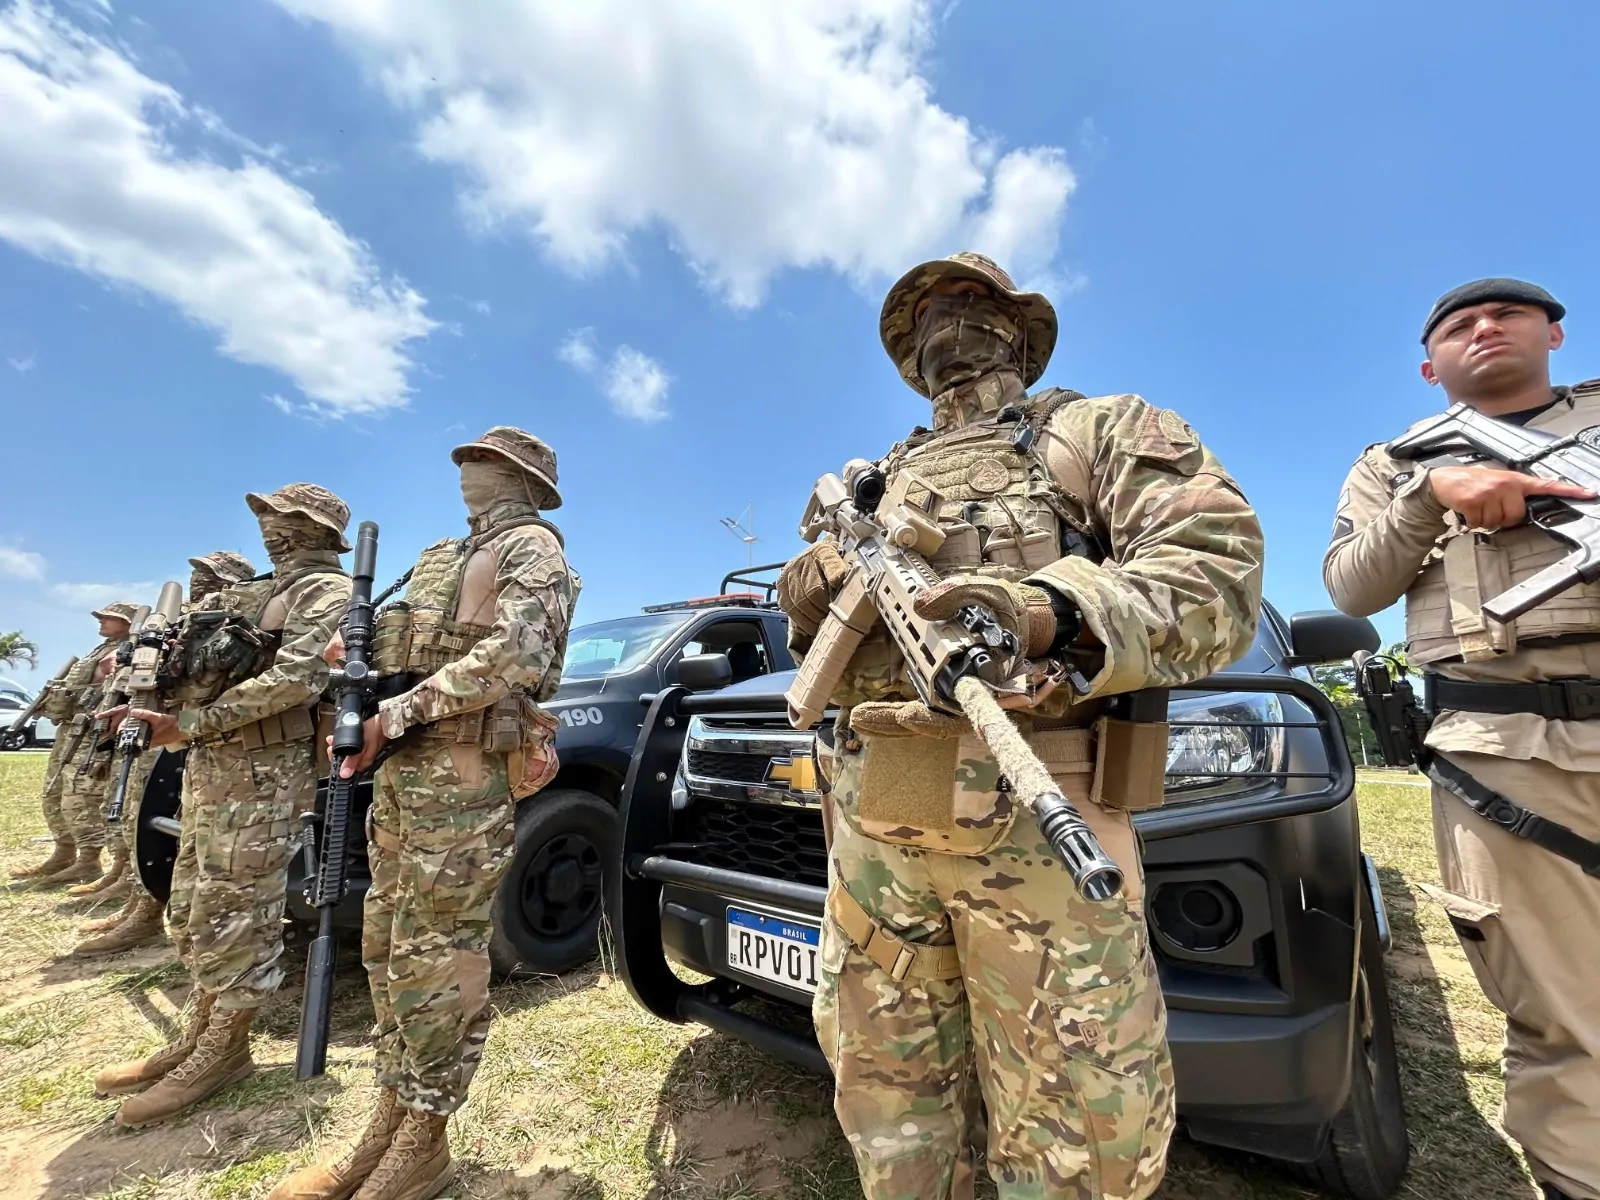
[916,291,1024,398]
[189,568,222,603]
[460,459,541,527]
[257,511,335,564]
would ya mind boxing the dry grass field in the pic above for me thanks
[0,755,1540,1199]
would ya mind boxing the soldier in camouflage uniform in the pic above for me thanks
[73,551,258,957]
[11,602,138,887]
[777,253,1263,1200]
[269,429,577,1200]
[92,485,352,1128]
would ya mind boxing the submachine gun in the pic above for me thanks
[5,656,78,739]
[296,520,383,1080]
[1388,401,1600,621]
[106,582,185,823]
[785,460,1124,902]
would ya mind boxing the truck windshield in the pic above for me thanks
[562,613,690,679]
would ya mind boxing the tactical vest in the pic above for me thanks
[54,639,116,735]
[1406,382,1600,665]
[874,388,1102,719]
[171,568,325,706]
[372,516,569,704]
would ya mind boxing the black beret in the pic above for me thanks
[1421,277,1565,345]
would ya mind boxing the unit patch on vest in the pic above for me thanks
[966,458,1011,494]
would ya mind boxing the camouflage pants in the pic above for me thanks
[173,738,315,1009]
[60,747,110,851]
[103,750,159,892]
[814,739,1174,1200]
[37,733,72,843]
[363,741,514,1116]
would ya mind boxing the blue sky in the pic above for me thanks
[3,0,1597,683]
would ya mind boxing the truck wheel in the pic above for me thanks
[0,727,27,752]
[1302,887,1410,1199]
[489,788,615,980]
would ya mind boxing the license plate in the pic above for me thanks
[725,906,821,995]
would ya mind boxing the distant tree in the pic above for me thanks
[0,631,38,671]
[1312,661,1379,765]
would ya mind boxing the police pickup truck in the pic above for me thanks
[609,601,1413,1200]
[134,572,797,977]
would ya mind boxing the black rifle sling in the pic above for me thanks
[1423,751,1600,877]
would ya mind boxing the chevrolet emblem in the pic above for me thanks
[765,753,818,793]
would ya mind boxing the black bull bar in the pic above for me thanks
[606,673,1355,1073]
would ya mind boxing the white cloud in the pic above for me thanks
[557,327,670,421]
[49,580,156,609]
[602,346,669,422]
[270,0,1075,305]
[6,352,33,372]
[0,1,436,414]
[471,299,491,316]
[0,545,46,580]
[265,392,295,414]
[555,327,599,373]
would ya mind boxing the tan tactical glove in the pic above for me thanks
[911,575,1063,659]
[776,541,850,639]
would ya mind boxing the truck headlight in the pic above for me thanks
[1165,691,1286,801]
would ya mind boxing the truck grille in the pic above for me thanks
[686,749,771,785]
[679,797,829,889]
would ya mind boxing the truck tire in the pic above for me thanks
[1301,886,1410,1199]
[489,788,615,979]
[0,727,28,751]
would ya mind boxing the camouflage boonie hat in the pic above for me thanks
[880,251,1058,397]
[244,483,352,552]
[91,601,140,624]
[451,426,563,510]
[187,549,258,582]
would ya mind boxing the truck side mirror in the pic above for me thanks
[1283,610,1382,667]
[676,652,733,691]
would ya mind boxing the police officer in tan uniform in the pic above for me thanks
[1326,278,1600,1200]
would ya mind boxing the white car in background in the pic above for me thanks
[0,681,57,751]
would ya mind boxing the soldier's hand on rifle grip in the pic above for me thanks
[1429,465,1596,530]
[776,542,850,638]
[329,715,386,778]
[129,708,181,748]
[322,629,345,669]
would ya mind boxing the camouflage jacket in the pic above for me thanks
[800,391,1263,708]
[376,517,580,738]
[178,550,352,737]
[41,637,119,725]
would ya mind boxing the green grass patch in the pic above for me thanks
[202,1151,292,1200]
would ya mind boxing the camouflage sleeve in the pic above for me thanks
[1026,395,1264,699]
[45,641,111,722]
[185,572,352,736]
[1322,445,1447,618]
[376,527,577,737]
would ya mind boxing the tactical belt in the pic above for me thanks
[1423,752,1600,878]
[1429,675,1600,721]
[189,704,317,751]
[827,884,962,983]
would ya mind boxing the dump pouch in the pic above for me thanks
[1090,689,1170,812]
[506,700,560,800]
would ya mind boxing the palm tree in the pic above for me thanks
[0,632,39,671]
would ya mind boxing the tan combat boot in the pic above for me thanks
[115,1004,255,1128]
[81,889,141,935]
[72,894,166,957]
[94,990,214,1097]
[10,839,75,880]
[352,1110,453,1200]
[267,1089,403,1200]
[35,845,102,887]
[67,845,130,898]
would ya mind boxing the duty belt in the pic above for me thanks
[1428,676,1600,721]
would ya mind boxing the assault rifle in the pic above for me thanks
[296,520,380,1080]
[1388,403,1600,621]
[106,582,184,823]
[785,460,1124,902]
[5,656,78,738]
[76,605,151,780]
